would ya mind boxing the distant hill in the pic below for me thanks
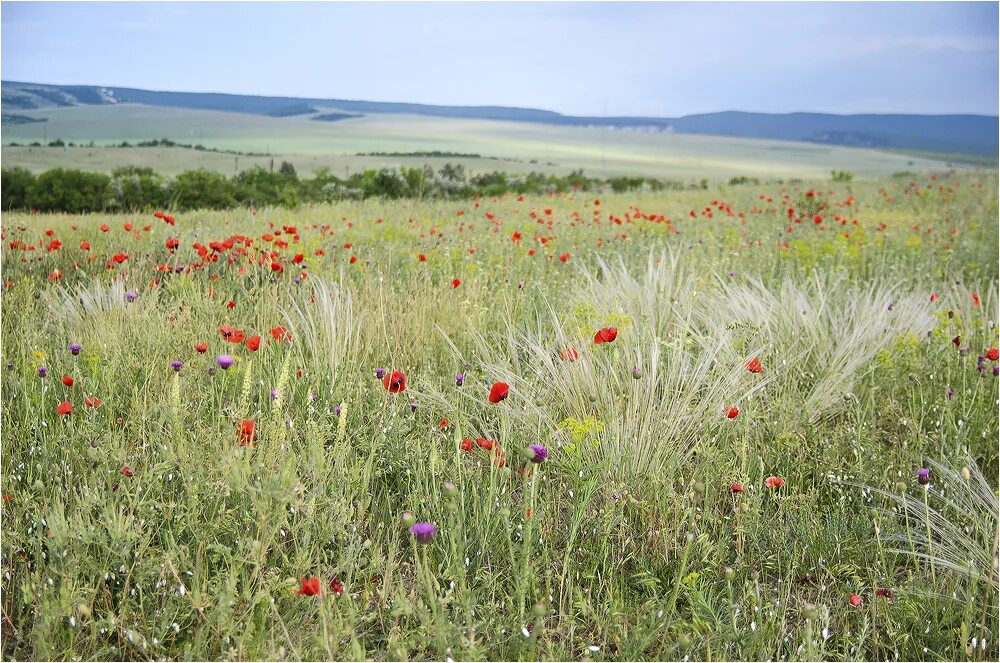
[3,80,997,158]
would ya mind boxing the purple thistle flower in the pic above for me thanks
[994,366,999,377]
[917,468,931,485]
[946,387,954,400]
[528,444,549,464]
[959,347,970,357]
[409,401,419,413]
[37,366,48,378]
[333,405,342,416]
[310,393,318,402]
[270,389,279,400]
[410,521,436,544]
[124,290,138,302]
[68,343,82,355]
[216,355,235,370]
[170,360,183,372]
[455,374,465,386]
[374,367,386,379]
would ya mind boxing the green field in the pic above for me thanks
[1,104,967,180]
[2,172,998,660]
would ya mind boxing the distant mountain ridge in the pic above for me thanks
[3,80,997,158]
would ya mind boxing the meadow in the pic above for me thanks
[1,171,998,661]
[0,103,964,180]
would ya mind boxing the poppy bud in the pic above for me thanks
[77,603,91,619]
[632,367,642,379]
[802,603,819,620]
[894,481,908,493]
[693,480,705,494]
[685,532,695,544]
[533,600,547,617]
[400,512,416,529]
[962,467,971,481]
[724,566,735,581]
[677,633,692,648]
[442,481,458,498]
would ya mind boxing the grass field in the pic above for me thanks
[1,172,998,661]
[0,104,969,180]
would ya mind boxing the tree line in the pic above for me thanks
[1,163,693,213]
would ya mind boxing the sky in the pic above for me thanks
[2,1,997,117]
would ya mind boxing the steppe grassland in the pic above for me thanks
[1,173,997,661]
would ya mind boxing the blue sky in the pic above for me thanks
[2,1,997,116]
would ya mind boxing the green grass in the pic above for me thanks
[1,103,972,180]
[1,174,998,661]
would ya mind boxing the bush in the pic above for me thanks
[29,168,110,213]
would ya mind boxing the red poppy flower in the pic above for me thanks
[56,401,72,416]
[418,253,427,262]
[112,253,128,264]
[764,476,785,489]
[849,593,862,607]
[269,326,291,342]
[452,278,461,288]
[439,418,448,429]
[245,335,261,352]
[121,466,133,478]
[219,324,246,344]
[476,437,495,451]
[165,237,179,251]
[84,396,101,408]
[952,335,961,348]
[488,382,509,403]
[61,375,74,387]
[329,576,344,595]
[195,341,208,353]
[460,438,474,452]
[972,292,981,306]
[560,347,579,362]
[730,482,745,494]
[292,253,304,264]
[745,357,762,373]
[271,262,284,273]
[725,406,739,419]
[79,241,91,251]
[594,327,618,344]
[297,577,321,596]
[100,224,110,232]
[349,255,357,264]
[987,348,999,361]
[238,419,257,446]
[559,252,571,263]
[929,293,938,303]
[875,588,895,600]
[383,370,406,393]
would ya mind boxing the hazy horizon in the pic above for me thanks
[2,1,998,117]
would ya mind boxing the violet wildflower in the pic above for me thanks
[310,393,318,402]
[68,343,82,355]
[410,521,436,544]
[993,366,999,377]
[124,290,138,302]
[170,360,183,372]
[409,401,419,413]
[917,468,931,485]
[946,387,954,399]
[38,366,48,378]
[455,374,465,386]
[374,367,386,379]
[216,355,235,370]
[270,389,278,400]
[526,444,548,464]
[333,405,342,416]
